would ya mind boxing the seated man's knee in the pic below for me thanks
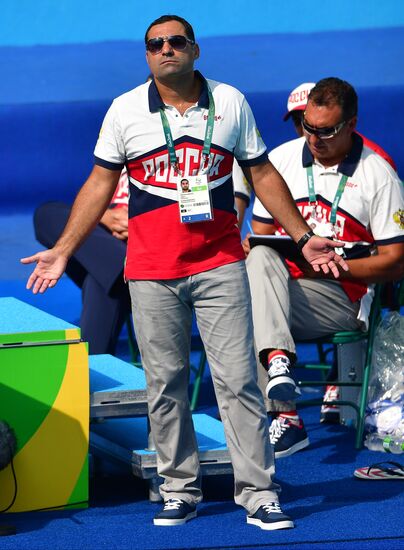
[34,202,70,247]
[247,245,282,269]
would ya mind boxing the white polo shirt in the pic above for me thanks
[94,72,266,279]
[253,135,404,317]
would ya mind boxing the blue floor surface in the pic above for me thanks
[1,406,403,549]
[1,212,404,549]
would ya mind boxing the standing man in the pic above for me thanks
[21,16,347,529]
[246,78,404,458]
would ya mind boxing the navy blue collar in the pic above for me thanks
[302,132,363,177]
[148,70,209,113]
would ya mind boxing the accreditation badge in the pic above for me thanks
[308,213,334,238]
[308,214,345,257]
[177,174,213,223]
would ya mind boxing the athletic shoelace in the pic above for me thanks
[163,498,183,511]
[268,357,290,377]
[261,502,282,514]
[269,417,289,445]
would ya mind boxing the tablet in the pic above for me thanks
[248,235,300,260]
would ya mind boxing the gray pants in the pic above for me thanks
[246,246,362,412]
[129,260,280,514]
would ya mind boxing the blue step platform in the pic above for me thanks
[89,354,233,500]
[90,354,148,418]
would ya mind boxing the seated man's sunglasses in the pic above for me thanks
[146,35,195,55]
[302,117,347,140]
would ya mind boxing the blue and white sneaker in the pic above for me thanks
[153,498,197,526]
[247,502,294,530]
[265,355,301,401]
[269,416,310,458]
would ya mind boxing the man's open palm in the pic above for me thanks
[21,249,68,294]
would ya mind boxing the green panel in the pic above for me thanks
[66,455,89,508]
[0,344,68,450]
[0,330,70,345]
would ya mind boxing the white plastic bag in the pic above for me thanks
[364,311,404,451]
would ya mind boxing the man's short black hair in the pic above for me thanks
[308,77,358,121]
[145,15,195,43]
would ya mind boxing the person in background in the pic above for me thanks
[283,82,316,137]
[245,77,404,458]
[33,167,131,355]
[283,82,397,170]
[282,80,398,423]
[33,76,154,355]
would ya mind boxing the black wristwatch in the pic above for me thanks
[296,230,315,254]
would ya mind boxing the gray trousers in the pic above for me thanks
[129,260,280,514]
[246,246,362,412]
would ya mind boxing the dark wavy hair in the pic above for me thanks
[145,15,195,43]
[308,77,358,120]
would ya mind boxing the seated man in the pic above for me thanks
[283,81,397,422]
[245,77,404,458]
[34,74,156,355]
[283,82,397,170]
[34,168,131,354]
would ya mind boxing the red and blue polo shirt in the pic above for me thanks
[94,72,266,280]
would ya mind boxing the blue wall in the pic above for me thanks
[2,28,403,106]
[2,0,404,45]
[1,1,403,211]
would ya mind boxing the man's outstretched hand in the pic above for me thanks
[20,249,68,294]
[302,235,349,278]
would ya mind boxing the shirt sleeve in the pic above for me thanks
[370,172,404,244]
[252,195,274,224]
[251,150,278,223]
[232,159,252,205]
[93,101,126,169]
[234,97,267,166]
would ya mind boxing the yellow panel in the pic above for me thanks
[0,343,89,512]
[64,328,82,341]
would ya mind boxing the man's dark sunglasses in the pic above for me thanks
[302,117,346,140]
[146,35,195,55]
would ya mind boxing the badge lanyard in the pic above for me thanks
[306,165,348,226]
[159,85,215,175]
